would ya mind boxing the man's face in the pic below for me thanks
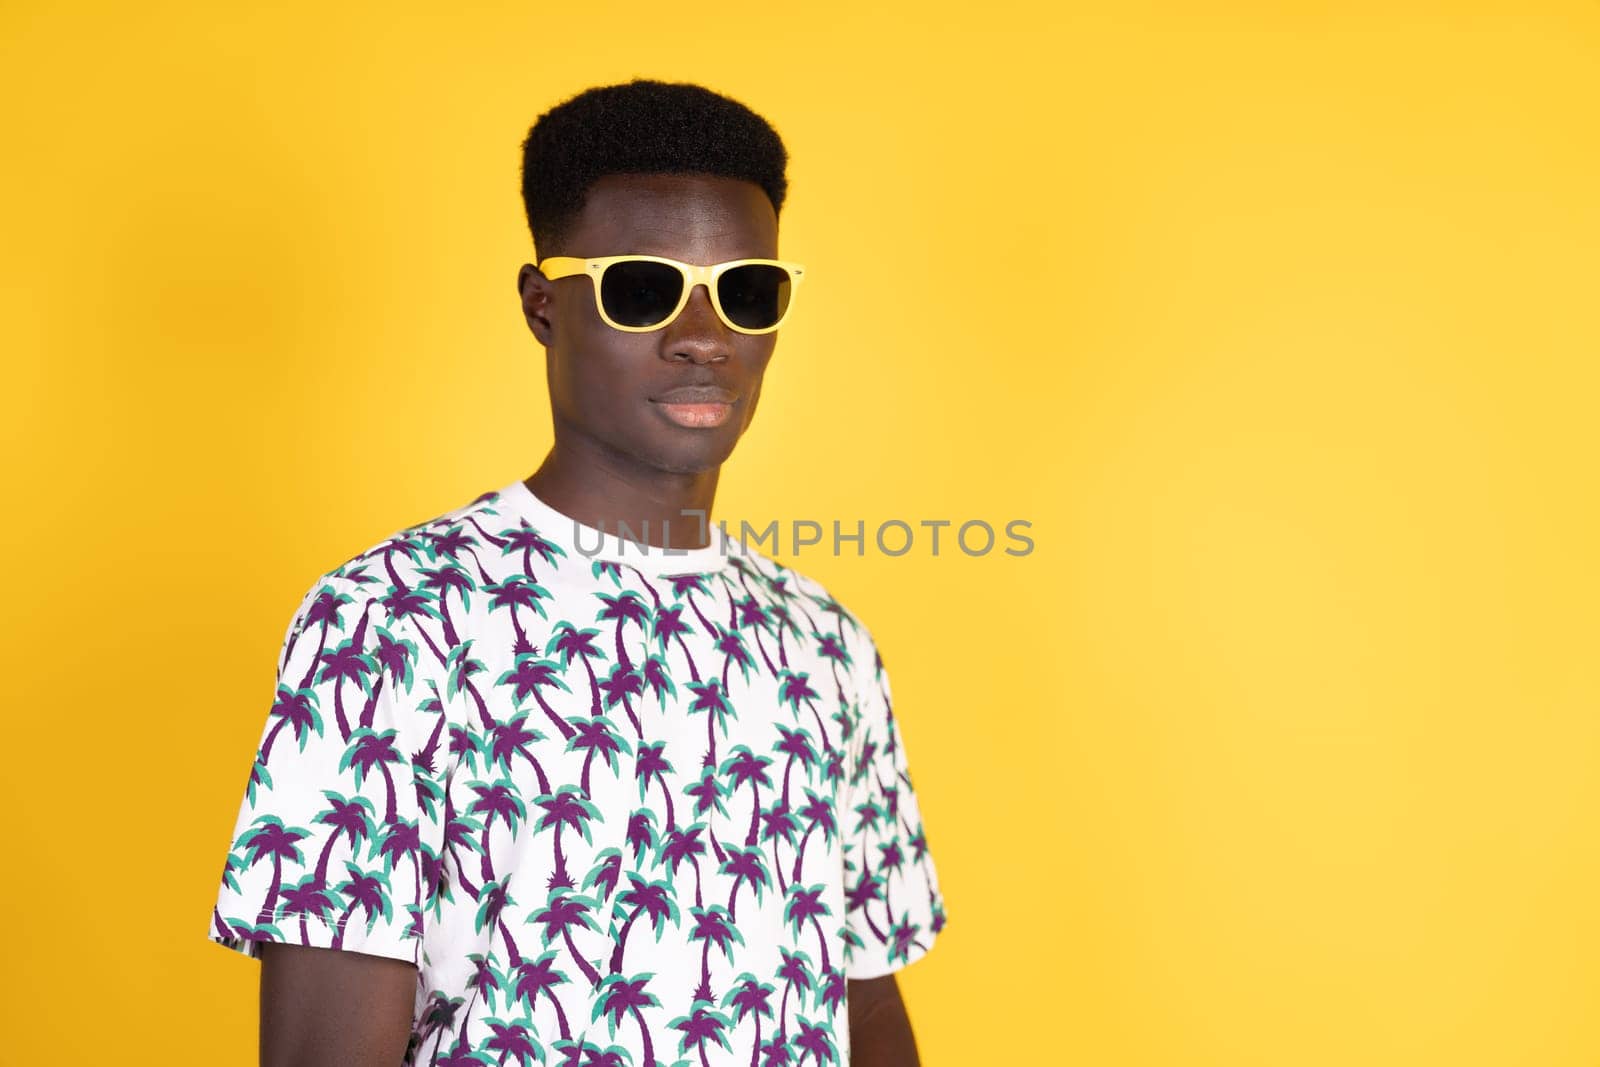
[518,172,782,477]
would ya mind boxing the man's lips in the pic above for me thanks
[651,386,738,429]
[655,401,734,428]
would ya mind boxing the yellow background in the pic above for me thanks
[3,3,1597,1064]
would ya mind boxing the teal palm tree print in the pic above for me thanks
[208,479,946,1065]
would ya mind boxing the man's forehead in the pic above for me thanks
[574,173,777,243]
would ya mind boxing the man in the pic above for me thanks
[207,78,947,1066]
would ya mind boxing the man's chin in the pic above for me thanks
[647,447,734,476]
[615,425,735,475]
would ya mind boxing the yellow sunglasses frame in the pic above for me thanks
[536,254,806,336]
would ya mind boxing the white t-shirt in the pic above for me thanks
[207,478,947,1065]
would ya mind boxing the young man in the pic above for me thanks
[207,78,947,1066]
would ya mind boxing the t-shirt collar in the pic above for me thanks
[494,477,743,576]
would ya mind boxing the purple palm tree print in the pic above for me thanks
[207,478,947,1064]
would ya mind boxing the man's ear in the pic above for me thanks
[517,263,554,346]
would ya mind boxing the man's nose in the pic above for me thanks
[662,282,732,364]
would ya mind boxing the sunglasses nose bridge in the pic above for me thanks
[673,277,730,333]
[677,264,717,308]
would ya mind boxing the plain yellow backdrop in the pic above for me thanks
[3,3,1597,1064]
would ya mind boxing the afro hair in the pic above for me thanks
[520,78,789,257]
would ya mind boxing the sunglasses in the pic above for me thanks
[537,254,806,335]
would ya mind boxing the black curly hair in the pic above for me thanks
[519,78,790,258]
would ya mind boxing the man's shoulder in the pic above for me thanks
[300,484,509,602]
[747,553,883,674]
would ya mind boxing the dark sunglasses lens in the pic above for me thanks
[600,260,684,327]
[718,264,793,330]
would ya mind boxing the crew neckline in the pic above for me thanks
[494,478,743,576]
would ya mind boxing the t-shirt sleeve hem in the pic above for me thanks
[843,924,942,981]
[206,910,421,967]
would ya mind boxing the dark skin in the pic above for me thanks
[260,172,921,1065]
[517,171,774,543]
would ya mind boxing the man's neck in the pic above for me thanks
[524,447,720,552]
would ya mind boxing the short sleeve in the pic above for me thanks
[205,574,449,966]
[840,640,948,979]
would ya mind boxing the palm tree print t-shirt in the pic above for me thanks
[206,479,948,1066]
